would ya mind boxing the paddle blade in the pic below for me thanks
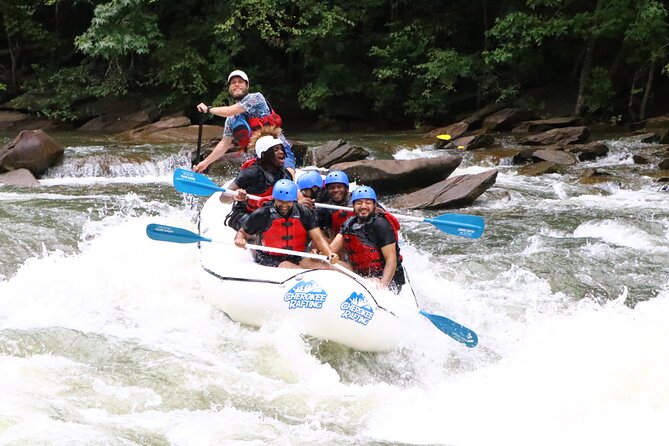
[426,213,485,238]
[436,134,452,141]
[146,224,209,244]
[173,168,226,197]
[419,310,478,348]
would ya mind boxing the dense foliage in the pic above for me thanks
[1,0,668,126]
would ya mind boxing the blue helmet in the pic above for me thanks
[296,171,323,190]
[324,170,349,187]
[272,179,298,201]
[351,185,377,203]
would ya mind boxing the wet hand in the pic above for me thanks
[299,196,315,209]
[193,161,208,173]
[234,189,247,201]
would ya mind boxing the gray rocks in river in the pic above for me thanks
[304,139,370,167]
[0,168,39,186]
[393,169,498,210]
[518,126,590,145]
[0,129,64,177]
[330,155,462,193]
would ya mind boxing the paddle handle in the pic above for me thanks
[239,242,329,261]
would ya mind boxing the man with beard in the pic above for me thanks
[194,70,296,177]
[221,134,293,231]
[329,186,405,293]
[317,170,354,240]
[234,179,338,269]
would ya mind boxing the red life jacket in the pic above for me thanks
[342,212,401,276]
[330,208,355,235]
[247,109,282,130]
[325,195,353,235]
[261,206,308,255]
[233,98,283,150]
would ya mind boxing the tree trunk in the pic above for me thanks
[639,59,656,121]
[627,67,642,122]
[573,0,605,116]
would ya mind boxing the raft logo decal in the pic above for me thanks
[283,280,328,309]
[340,292,374,325]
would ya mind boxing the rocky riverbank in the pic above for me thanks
[1,105,668,207]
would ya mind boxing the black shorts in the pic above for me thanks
[254,251,302,267]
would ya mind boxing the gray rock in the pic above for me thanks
[392,169,497,210]
[427,121,470,142]
[532,148,579,165]
[0,130,64,176]
[330,156,462,193]
[462,103,509,127]
[517,161,562,176]
[0,168,39,186]
[519,126,590,145]
[618,132,659,143]
[512,117,584,134]
[482,108,536,131]
[305,140,370,168]
[564,142,608,161]
[451,134,495,151]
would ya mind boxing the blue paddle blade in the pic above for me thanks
[173,168,226,197]
[419,310,478,347]
[146,224,210,244]
[425,213,485,238]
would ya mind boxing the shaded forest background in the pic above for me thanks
[1,0,668,130]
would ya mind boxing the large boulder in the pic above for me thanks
[393,169,498,210]
[482,108,536,131]
[330,155,462,193]
[512,117,584,134]
[644,115,669,143]
[121,120,223,143]
[0,130,64,176]
[0,168,39,186]
[519,126,590,145]
[532,148,579,165]
[305,140,370,168]
[0,111,32,130]
[462,103,509,128]
[426,121,470,141]
[517,161,563,176]
[79,108,158,133]
[450,134,495,151]
[563,142,608,161]
[206,151,254,176]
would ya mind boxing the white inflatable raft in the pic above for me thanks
[196,192,426,352]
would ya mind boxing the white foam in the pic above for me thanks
[573,219,669,252]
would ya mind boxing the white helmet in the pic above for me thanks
[254,135,283,158]
[227,70,249,85]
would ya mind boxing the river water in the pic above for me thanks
[1,132,668,445]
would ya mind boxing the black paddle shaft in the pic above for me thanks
[194,114,204,165]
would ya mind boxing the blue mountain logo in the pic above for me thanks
[340,292,374,325]
[283,280,328,310]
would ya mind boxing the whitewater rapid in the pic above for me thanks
[1,137,668,445]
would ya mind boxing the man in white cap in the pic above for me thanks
[220,131,293,231]
[194,70,296,177]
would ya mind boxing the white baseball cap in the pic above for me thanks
[255,135,283,158]
[227,70,249,85]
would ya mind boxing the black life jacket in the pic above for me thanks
[341,212,401,276]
